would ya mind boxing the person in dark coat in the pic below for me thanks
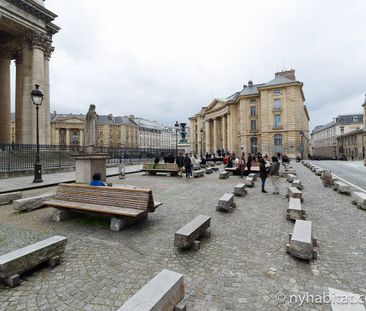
[176,153,184,176]
[259,157,268,193]
[247,154,252,173]
[183,153,192,178]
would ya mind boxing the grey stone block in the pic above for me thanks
[286,220,317,260]
[174,302,187,311]
[193,169,205,178]
[192,240,200,251]
[248,173,257,181]
[0,236,67,287]
[245,176,254,187]
[351,192,366,209]
[13,194,55,212]
[205,167,213,174]
[234,183,247,196]
[219,171,229,179]
[0,192,22,205]
[286,198,306,221]
[287,187,303,201]
[287,174,296,183]
[216,193,235,212]
[117,269,185,311]
[52,209,74,222]
[110,213,148,231]
[334,181,351,195]
[291,179,303,190]
[174,215,211,248]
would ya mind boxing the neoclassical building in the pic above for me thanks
[50,113,139,148]
[0,0,59,144]
[189,70,310,158]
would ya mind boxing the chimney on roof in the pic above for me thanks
[243,84,247,88]
[248,80,253,87]
[275,69,296,81]
[108,113,113,120]
[128,115,134,121]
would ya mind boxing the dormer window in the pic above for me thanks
[273,89,281,95]
[353,116,358,123]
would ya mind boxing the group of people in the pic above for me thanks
[175,152,200,178]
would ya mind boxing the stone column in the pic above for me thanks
[222,115,227,151]
[213,118,218,153]
[15,53,23,144]
[227,113,233,152]
[66,129,70,146]
[54,128,60,146]
[205,120,211,153]
[43,47,53,145]
[0,51,11,144]
[80,129,84,146]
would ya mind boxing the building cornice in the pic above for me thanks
[4,0,58,24]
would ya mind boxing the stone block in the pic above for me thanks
[286,169,297,175]
[193,169,205,178]
[291,179,303,190]
[192,240,200,251]
[219,171,229,179]
[52,209,74,222]
[287,187,303,201]
[315,168,324,176]
[174,302,187,311]
[248,173,257,181]
[216,193,235,212]
[328,287,365,311]
[0,192,22,205]
[0,236,67,287]
[287,174,296,183]
[351,192,366,209]
[117,269,185,311]
[13,194,55,212]
[211,167,219,172]
[205,167,213,174]
[234,183,247,197]
[286,198,306,221]
[110,214,148,231]
[174,215,211,249]
[245,176,254,187]
[334,181,351,195]
[207,161,215,167]
[286,220,317,260]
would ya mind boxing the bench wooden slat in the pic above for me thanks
[43,199,147,217]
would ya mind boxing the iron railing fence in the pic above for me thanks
[0,144,181,172]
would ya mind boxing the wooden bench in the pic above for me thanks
[286,198,306,221]
[286,187,303,202]
[333,181,351,195]
[193,169,205,178]
[142,163,179,176]
[117,269,185,311]
[219,171,229,179]
[287,174,297,183]
[43,183,162,231]
[234,183,247,197]
[0,236,67,287]
[0,191,22,205]
[174,215,211,250]
[216,193,236,212]
[286,220,318,260]
[351,192,366,210]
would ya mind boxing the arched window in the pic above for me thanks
[274,134,283,154]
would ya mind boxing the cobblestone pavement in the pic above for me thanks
[0,163,365,310]
[0,165,142,194]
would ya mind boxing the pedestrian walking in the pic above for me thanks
[247,154,252,173]
[238,153,246,178]
[259,157,269,193]
[183,153,192,178]
[176,153,184,177]
[268,156,280,194]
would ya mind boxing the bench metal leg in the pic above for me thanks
[52,209,73,222]
[5,274,21,288]
[48,255,61,268]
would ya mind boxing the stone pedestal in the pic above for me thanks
[72,153,108,183]
[177,143,191,154]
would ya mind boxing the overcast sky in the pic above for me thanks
[12,0,366,130]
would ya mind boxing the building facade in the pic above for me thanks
[0,0,59,144]
[50,113,139,148]
[336,96,366,160]
[311,114,364,159]
[189,70,310,158]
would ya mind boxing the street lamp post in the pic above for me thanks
[175,121,180,157]
[31,84,44,183]
[300,130,304,160]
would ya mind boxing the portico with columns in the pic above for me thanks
[0,0,59,144]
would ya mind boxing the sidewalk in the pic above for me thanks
[0,164,143,194]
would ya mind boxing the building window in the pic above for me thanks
[353,116,358,123]
[274,115,282,128]
[250,137,257,154]
[340,127,344,135]
[250,106,256,116]
[274,99,281,110]
[273,89,281,95]
[250,120,257,132]
[250,98,256,102]
[274,134,283,154]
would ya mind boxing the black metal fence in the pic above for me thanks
[0,144,180,172]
